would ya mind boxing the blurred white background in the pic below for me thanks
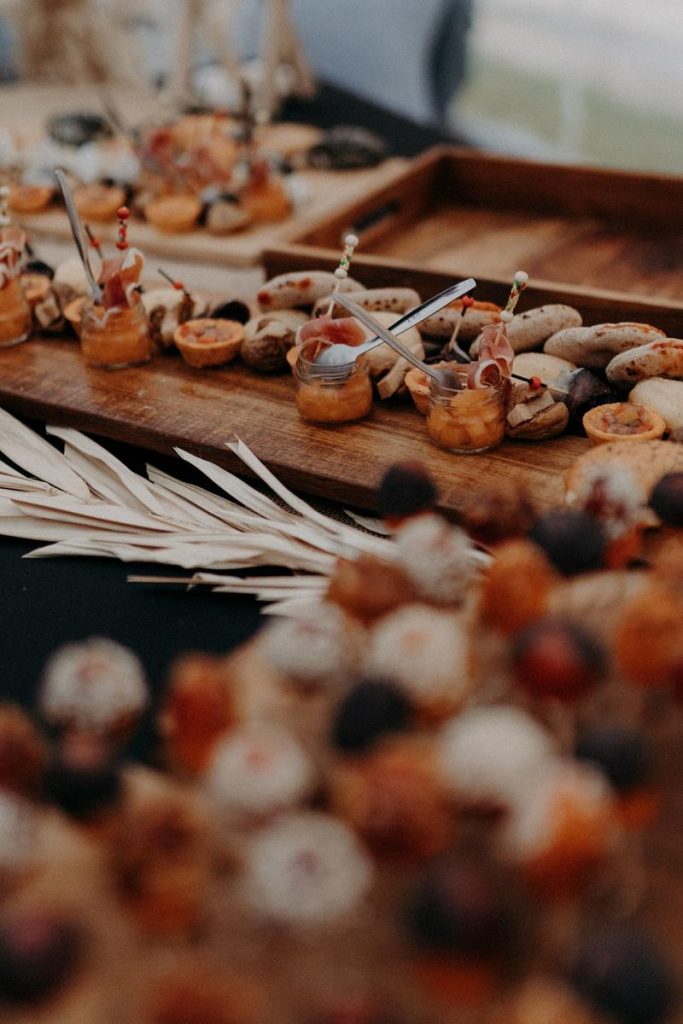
[453,0,683,172]
[2,0,682,174]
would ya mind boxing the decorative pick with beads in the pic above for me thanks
[325,233,359,316]
[502,270,528,317]
[158,267,191,299]
[494,269,528,341]
[0,186,10,229]
[115,206,130,251]
[84,225,103,261]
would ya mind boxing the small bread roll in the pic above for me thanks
[512,352,576,394]
[472,304,582,356]
[312,287,421,319]
[629,378,683,431]
[606,338,683,384]
[545,322,665,368]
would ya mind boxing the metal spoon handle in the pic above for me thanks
[334,293,443,380]
[54,169,102,302]
[381,277,476,338]
[356,276,477,356]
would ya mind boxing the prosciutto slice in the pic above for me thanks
[0,226,26,288]
[467,322,514,389]
[99,248,144,309]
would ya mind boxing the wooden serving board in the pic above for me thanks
[0,333,588,517]
[19,159,405,268]
[287,145,683,305]
[0,81,404,266]
[6,235,683,518]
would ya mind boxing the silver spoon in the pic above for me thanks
[333,292,459,383]
[315,277,476,367]
[54,168,103,303]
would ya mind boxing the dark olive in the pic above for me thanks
[377,462,437,520]
[565,369,619,432]
[650,472,683,527]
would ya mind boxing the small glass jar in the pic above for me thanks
[294,339,372,425]
[0,277,32,348]
[426,368,506,453]
[80,298,153,369]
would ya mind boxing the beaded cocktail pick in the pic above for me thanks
[324,233,359,316]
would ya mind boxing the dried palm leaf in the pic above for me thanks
[0,408,394,612]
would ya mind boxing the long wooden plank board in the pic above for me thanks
[19,159,405,268]
[0,334,587,517]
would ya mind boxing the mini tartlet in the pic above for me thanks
[174,318,244,368]
[583,402,666,444]
[74,183,127,222]
[144,194,202,233]
[9,184,54,214]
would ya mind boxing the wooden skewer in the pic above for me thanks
[84,224,103,260]
[158,267,192,300]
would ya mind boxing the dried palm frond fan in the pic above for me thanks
[12,0,144,84]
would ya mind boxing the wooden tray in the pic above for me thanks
[285,145,683,306]
[17,159,403,268]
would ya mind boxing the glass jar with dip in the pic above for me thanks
[426,367,507,453]
[294,338,372,425]
[80,298,152,369]
[0,276,32,348]
[0,205,32,348]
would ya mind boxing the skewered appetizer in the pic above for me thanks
[0,188,31,348]
[79,208,153,369]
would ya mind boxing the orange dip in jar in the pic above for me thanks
[427,367,506,453]
[295,338,372,425]
[0,277,32,348]
[80,298,152,368]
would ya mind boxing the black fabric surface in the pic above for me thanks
[1,87,448,758]
[0,430,265,761]
[281,82,465,156]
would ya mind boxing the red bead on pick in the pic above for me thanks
[116,207,130,251]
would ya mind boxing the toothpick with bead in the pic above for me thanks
[325,233,359,316]
[446,294,475,359]
[496,269,528,340]
[158,267,191,300]
[473,270,559,392]
[0,185,10,228]
[115,206,130,251]
[84,224,103,261]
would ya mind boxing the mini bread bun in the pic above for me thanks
[472,304,582,356]
[629,378,683,432]
[545,322,665,368]
[312,287,421,319]
[417,299,500,342]
[512,352,576,394]
[606,338,683,384]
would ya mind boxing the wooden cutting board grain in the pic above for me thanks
[0,336,588,517]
